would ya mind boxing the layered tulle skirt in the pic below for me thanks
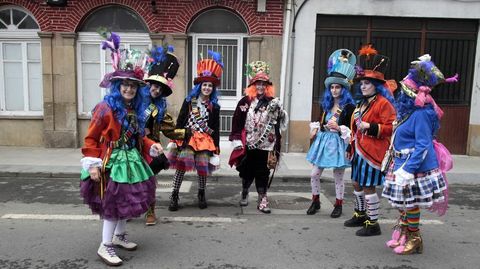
[80,148,156,221]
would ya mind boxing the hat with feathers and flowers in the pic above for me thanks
[194,50,223,86]
[97,28,146,88]
[144,44,179,97]
[355,44,397,93]
[400,54,459,119]
[246,61,272,86]
[324,49,356,89]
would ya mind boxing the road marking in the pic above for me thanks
[157,180,192,193]
[1,214,245,223]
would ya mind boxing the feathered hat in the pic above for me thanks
[400,54,459,119]
[193,50,223,86]
[355,44,397,93]
[144,45,179,97]
[324,49,356,89]
[98,28,146,88]
[246,61,272,86]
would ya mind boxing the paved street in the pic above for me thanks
[0,175,479,269]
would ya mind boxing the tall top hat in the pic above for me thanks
[193,50,223,86]
[144,45,179,97]
[98,29,146,88]
[324,49,356,89]
[355,44,397,92]
[246,61,272,86]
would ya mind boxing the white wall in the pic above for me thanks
[290,0,480,121]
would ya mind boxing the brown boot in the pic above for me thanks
[145,205,157,226]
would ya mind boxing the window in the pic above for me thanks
[77,33,150,116]
[0,6,41,116]
[77,5,149,117]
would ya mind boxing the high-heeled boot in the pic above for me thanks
[198,189,207,209]
[168,190,179,211]
[386,225,407,248]
[394,230,423,255]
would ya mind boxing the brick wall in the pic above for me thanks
[0,0,283,35]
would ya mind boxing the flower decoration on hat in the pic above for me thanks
[193,50,224,86]
[400,54,459,119]
[97,27,146,88]
[355,44,397,94]
[324,49,356,90]
[144,44,179,97]
[246,61,272,86]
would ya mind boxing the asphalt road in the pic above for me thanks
[0,175,479,269]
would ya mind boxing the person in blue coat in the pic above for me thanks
[382,54,458,255]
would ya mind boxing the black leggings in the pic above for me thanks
[240,149,270,194]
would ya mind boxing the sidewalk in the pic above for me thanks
[0,143,478,184]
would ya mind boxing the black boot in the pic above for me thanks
[168,190,179,211]
[198,189,207,209]
[355,219,382,236]
[306,200,320,215]
[330,205,342,218]
[344,210,367,227]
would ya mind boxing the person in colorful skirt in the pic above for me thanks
[80,32,163,266]
[382,54,457,254]
[306,49,356,218]
[344,45,397,236]
[142,45,186,225]
[229,61,288,214]
[166,50,222,211]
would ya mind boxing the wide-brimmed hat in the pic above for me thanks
[193,50,223,86]
[324,49,356,89]
[354,44,397,93]
[144,45,179,97]
[246,61,272,86]
[98,30,146,88]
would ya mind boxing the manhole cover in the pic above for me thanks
[268,195,311,210]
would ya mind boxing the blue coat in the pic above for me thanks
[393,107,439,174]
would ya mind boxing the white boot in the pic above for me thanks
[112,233,138,250]
[97,243,122,266]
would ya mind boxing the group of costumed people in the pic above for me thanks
[306,44,456,255]
[79,31,287,266]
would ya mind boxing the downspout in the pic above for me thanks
[280,0,293,111]
[284,0,309,152]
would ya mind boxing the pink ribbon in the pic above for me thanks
[403,78,444,119]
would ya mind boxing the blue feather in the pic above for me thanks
[208,50,224,68]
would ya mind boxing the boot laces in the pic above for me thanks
[105,244,117,257]
[116,233,130,244]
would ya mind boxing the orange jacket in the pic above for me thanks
[350,94,396,167]
[82,102,155,165]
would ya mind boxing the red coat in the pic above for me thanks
[350,94,396,167]
[82,102,154,165]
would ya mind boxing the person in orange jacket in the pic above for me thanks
[344,45,396,237]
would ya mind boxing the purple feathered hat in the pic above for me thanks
[98,28,146,88]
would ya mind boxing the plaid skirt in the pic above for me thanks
[166,146,216,176]
[382,163,446,209]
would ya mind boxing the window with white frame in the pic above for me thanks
[0,6,42,116]
[77,33,150,117]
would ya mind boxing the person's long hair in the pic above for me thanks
[321,85,354,111]
[395,90,440,133]
[186,83,220,108]
[354,79,395,105]
[244,84,275,99]
[141,85,167,123]
[103,80,148,135]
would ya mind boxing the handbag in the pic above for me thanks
[267,150,278,169]
[380,148,393,175]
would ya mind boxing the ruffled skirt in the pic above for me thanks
[79,148,156,221]
[306,131,350,169]
[382,164,446,209]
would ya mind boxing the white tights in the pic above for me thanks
[102,219,127,244]
[310,166,345,200]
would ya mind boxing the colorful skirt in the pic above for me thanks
[382,164,446,209]
[166,146,217,176]
[306,131,350,169]
[79,148,156,221]
[351,151,384,187]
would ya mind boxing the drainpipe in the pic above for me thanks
[284,0,309,152]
